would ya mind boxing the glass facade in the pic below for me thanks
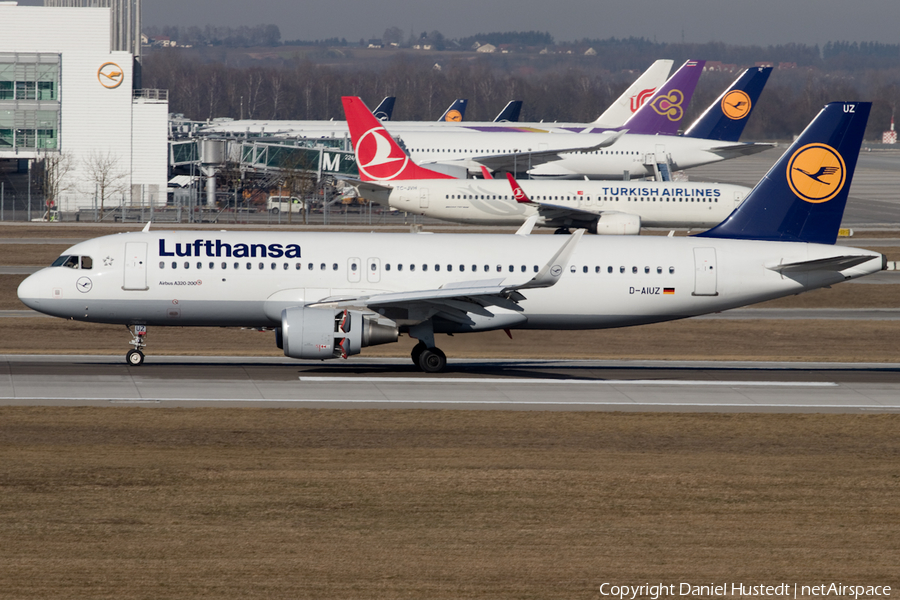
[0,53,61,150]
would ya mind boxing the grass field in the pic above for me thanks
[1,408,898,599]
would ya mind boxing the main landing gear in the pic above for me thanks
[125,324,147,366]
[553,227,572,235]
[411,341,447,373]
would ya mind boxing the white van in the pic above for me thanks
[267,196,304,214]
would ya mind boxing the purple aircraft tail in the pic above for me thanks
[614,59,706,135]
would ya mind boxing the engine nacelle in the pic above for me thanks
[280,307,399,360]
[589,212,641,235]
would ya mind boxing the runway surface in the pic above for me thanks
[2,355,900,413]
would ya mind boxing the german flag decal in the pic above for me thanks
[663,288,675,295]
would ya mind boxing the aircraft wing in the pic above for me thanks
[307,230,584,324]
[706,142,777,160]
[467,130,626,171]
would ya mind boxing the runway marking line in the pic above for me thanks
[298,377,837,387]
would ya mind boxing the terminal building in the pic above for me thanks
[0,0,168,213]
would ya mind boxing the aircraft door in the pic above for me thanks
[419,188,429,209]
[692,247,718,296]
[366,257,381,283]
[123,242,148,291]
[348,258,361,283]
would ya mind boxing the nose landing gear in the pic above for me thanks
[126,325,147,366]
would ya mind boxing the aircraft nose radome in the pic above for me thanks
[17,272,45,310]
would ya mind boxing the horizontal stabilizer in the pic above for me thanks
[767,255,880,273]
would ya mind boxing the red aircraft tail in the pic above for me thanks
[342,96,455,182]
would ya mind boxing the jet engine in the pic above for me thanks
[589,212,641,235]
[278,307,399,360]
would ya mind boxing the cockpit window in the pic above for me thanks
[51,255,92,269]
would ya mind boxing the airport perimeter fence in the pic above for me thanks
[0,188,446,228]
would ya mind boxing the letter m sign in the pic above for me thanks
[322,153,341,173]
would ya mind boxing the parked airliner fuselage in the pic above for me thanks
[371,180,749,229]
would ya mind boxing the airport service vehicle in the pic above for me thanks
[266,196,305,214]
[342,96,751,233]
[17,103,883,372]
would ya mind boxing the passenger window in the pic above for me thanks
[333,264,338,271]
[496,265,502,272]
[308,263,313,270]
[644,266,650,274]
[371,263,377,271]
[570,266,576,273]
[608,266,613,273]
[447,265,452,272]
[234,262,239,269]
[422,264,428,272]
[159,262,165,269]
[258,263,264,270]
[295,263,301,270]
[521,265,526,272]
[508,265,514,272]
[222,262,227,269]
[410,264,415,272]
[669,267,675,274]
[283,263,288,270]
[172,262,177,269]
[619,266,625,273]
[271,263,276,270]
[320,263,326,270]
[184,262,190,269]
[533,266,538,272]
[81,256,93,269]
[197,262,202,269]
[460,265,465,272]
[246,263,252,270]
[632,266,638,274]
[209,262,215,269]
[583,266,588,273]
[484,265,489,272]
[351,262,357,270]
[657,267,662,274]
[435,265,440,272]
[398,264,403,272]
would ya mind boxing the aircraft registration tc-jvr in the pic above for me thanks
[17,102,884,372]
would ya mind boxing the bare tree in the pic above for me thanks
[35,150,74,217]
[82,150,127,218]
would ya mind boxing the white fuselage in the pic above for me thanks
[18,231,882,334]
[203,121,764,180]
[371,179,750,229]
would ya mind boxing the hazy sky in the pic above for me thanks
[138,0,900,46]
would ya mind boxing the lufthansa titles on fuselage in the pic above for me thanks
[158,239,302,259]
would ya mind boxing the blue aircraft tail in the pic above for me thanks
[439,99,468,122]
[698,102,870,245]
[372,97,396,121]
[494,100,523,122]
[683,67,771,142]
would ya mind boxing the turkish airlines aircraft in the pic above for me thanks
[343,96,751,233]
[17,103,883,372]
[198,60,673,137]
